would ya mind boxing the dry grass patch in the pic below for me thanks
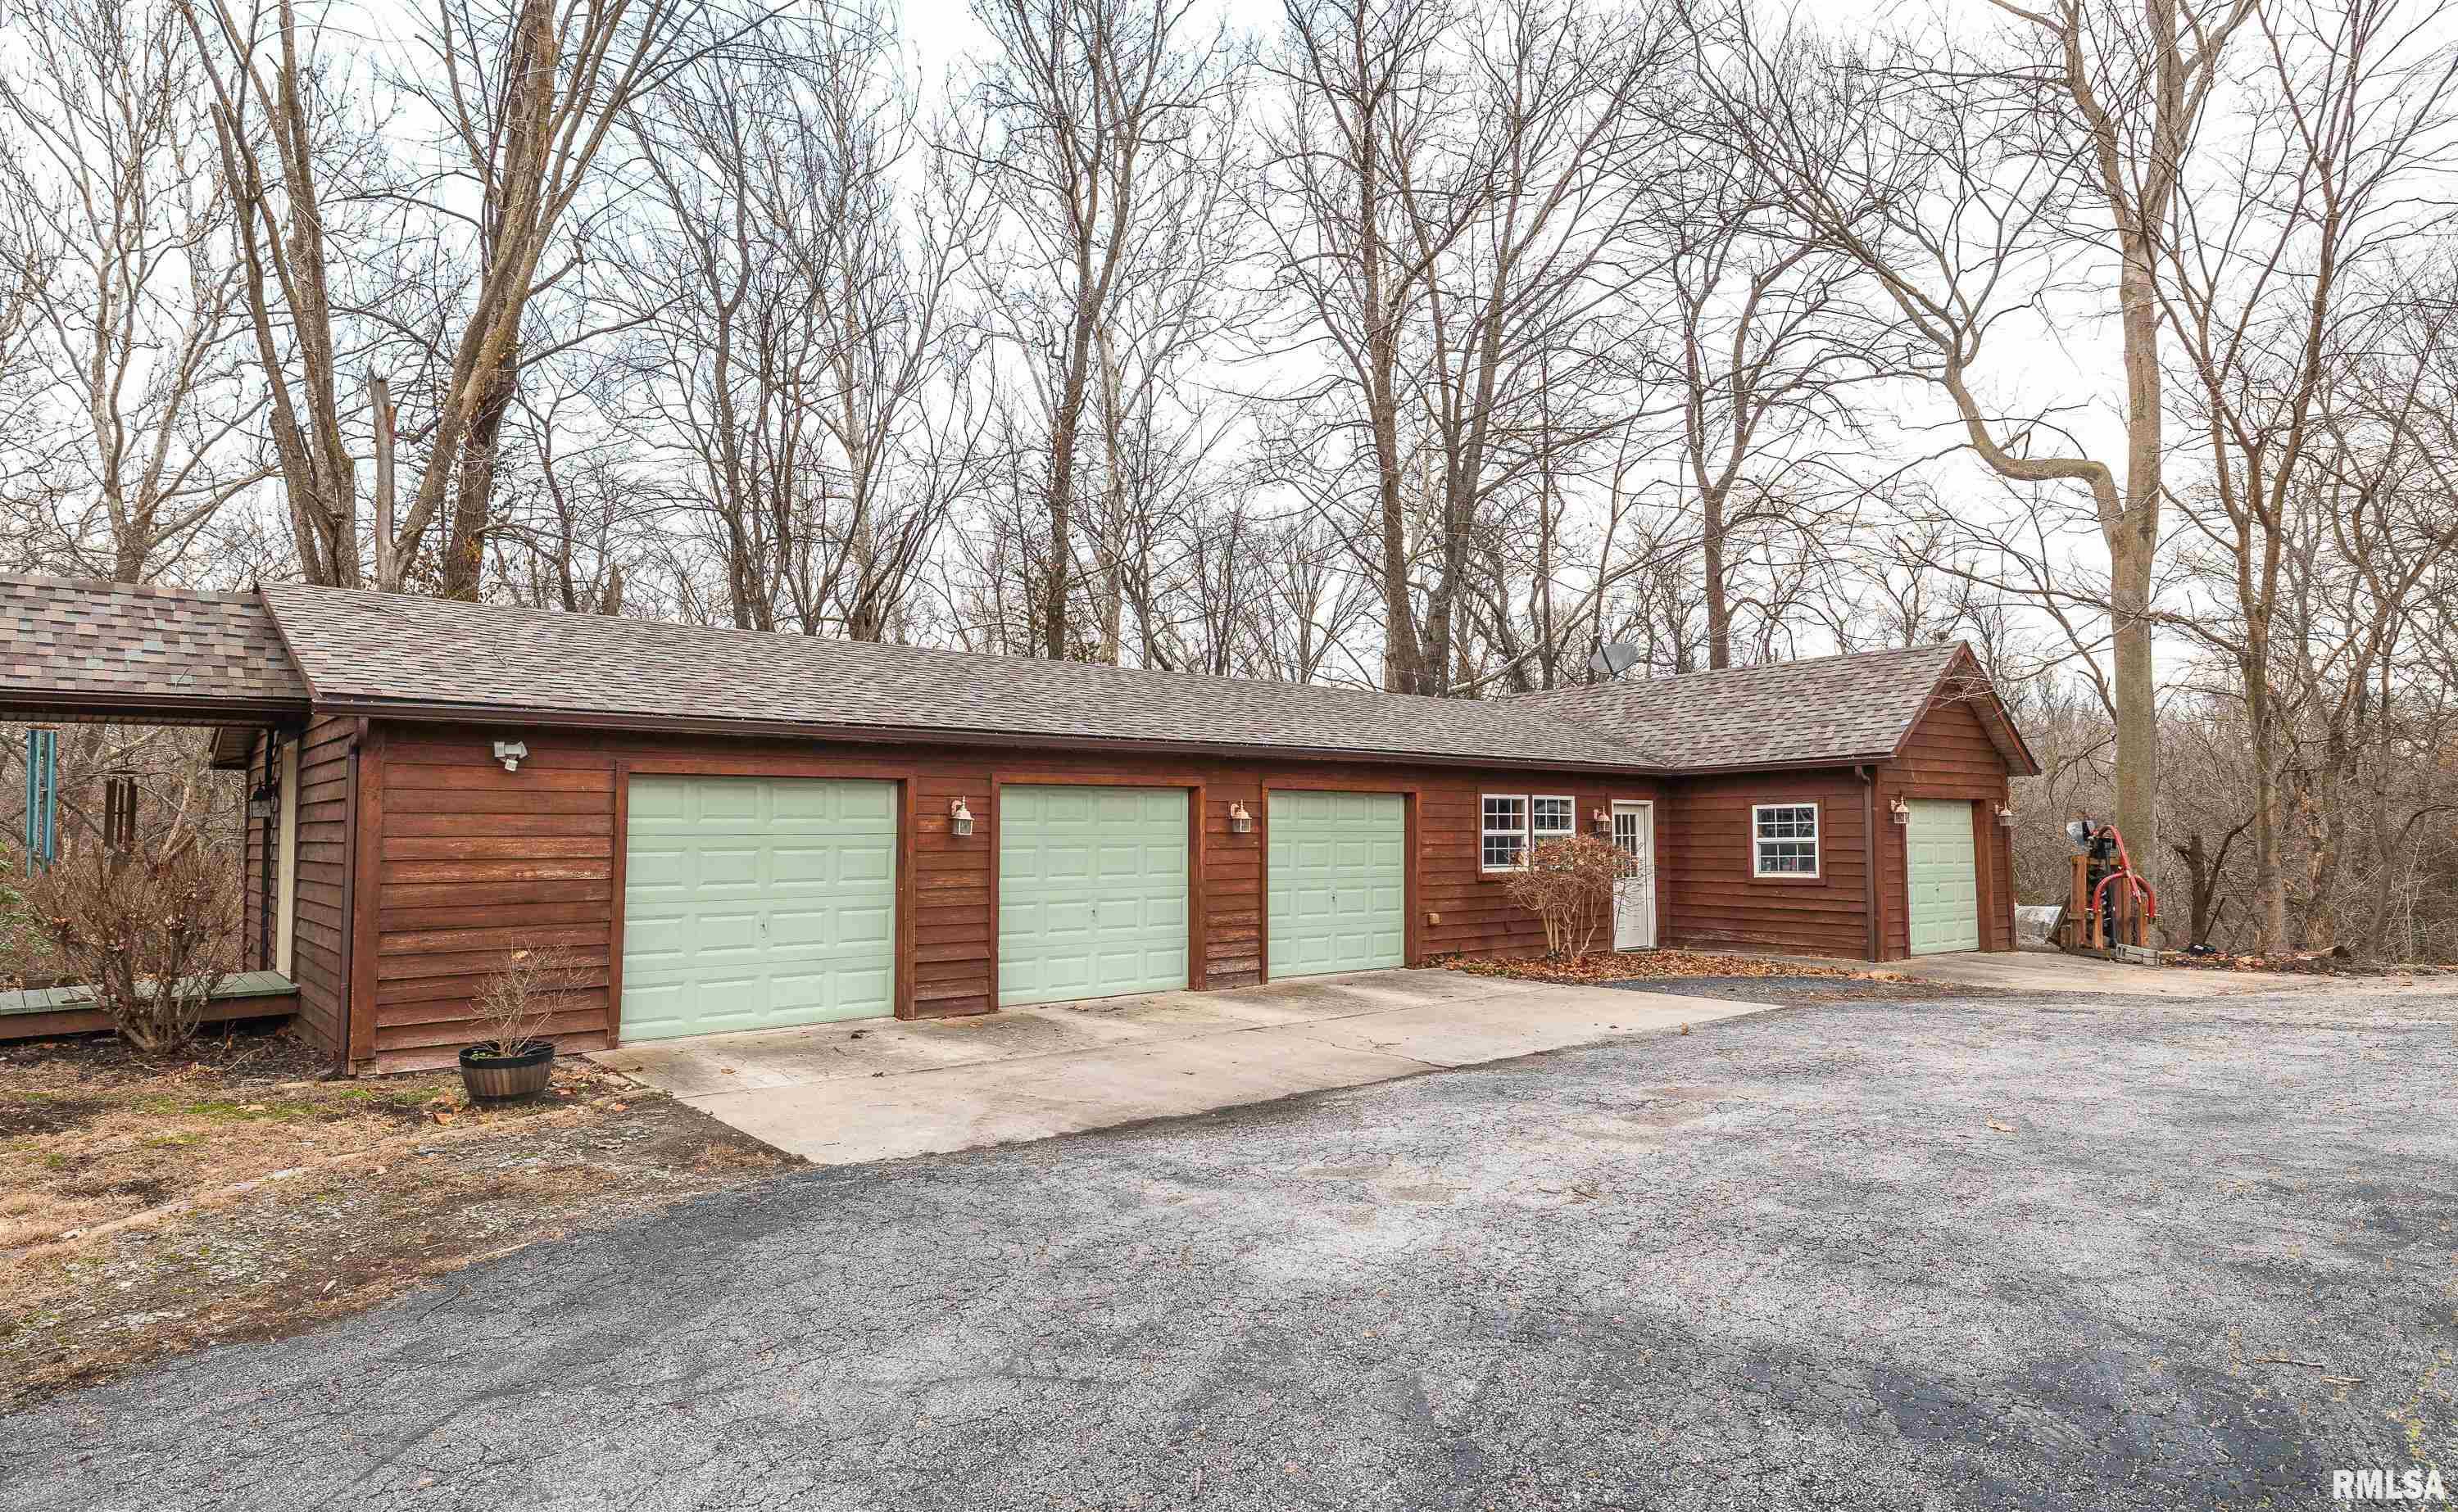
[0,1028,793,1411]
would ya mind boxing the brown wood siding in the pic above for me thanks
[1657,769,1874,960]
[1875,695,2018,959]
[288,715,354,1059]
[351,721,1668,1072]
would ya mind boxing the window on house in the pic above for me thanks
[1531,795,1574,844]
[1752,803,1820,877]
[1482,794,1530,871]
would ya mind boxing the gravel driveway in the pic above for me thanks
[6,987,2453,1512]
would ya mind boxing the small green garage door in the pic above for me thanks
[999,785,1187,1007]
[621,776,896,1039]
[1268,790,1405,978]
[1905,798,1981,955]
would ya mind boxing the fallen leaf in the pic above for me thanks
[1443,948,1855,986]
[1985,1119,2015,1134]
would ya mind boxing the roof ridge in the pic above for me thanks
[253,581,1660,769]
[260,580,1535,714]
[1503,640,1966,701]
[0,571,265,606]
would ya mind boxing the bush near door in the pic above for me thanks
[1504,835,1624,958]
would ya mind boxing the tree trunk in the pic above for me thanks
[1703,483,1730,670]
[2107,249,2164,889]
[1042,346,1086,660]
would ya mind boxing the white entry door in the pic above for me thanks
[1611,800,1657,949]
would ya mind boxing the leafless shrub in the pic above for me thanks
[1505,834,1623,959]
[469,947,591,1058]
[16,835,238,1053]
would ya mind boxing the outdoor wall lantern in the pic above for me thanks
[492,739,528,773]
[1228,802,1254,834]
[950,796,975,837]
[1996,803,2018,827]
[1889,797,1912,826]
[1590,807,1612,835]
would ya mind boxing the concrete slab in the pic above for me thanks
[596,969,1771,1166]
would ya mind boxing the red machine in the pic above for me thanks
[2060,817,2157,957]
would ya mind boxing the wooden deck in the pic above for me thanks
[0,970,299,1041]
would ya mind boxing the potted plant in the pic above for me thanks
[460,947,584,1101]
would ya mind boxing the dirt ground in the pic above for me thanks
[0,1025,794,1413]
[1444,947,1865,985]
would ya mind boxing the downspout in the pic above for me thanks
[1855,764,1880,962]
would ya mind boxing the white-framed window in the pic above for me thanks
[1482,794,1531,871]
[1752,803,1821,877]
[1531,795,1575,844]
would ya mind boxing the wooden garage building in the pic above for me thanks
[0,576,2039,1073]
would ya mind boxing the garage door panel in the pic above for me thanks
[690,911,765,957]
[999,785,1189,1007]
[1268,791,1405,980]
[837,903,893,945]
[620,776,898,1040]
[628,781,686,823]
[765,907,834,949]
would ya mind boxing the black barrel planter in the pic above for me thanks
[459,1039,556,1101]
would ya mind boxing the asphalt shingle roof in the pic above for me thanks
[0,573,2017,773]
[0,574,310,718]
[256,583,1653,768]
[1501,643,1970,770]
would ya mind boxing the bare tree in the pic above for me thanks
[1698,0,2256,867]
[384,0,750,599]
[960,0,1242,660]
[179,0,374,587]
[2159,0,2458,949]
[623,6,991,641]
[1261,0,1671,695]
[0,0,264,582]
[1644,142,1872,668]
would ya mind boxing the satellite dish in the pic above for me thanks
[1586,642,1641,680]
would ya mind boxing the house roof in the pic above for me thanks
[0,573,311,723]
[1503,642,2039,775]
[0,573,2038,777]
[254,583,1655,769]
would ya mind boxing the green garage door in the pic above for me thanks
[999,785,1187,1007]
[621,776,896,1039]
[1905,799,1981,955]
[1268,790,1405,978]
